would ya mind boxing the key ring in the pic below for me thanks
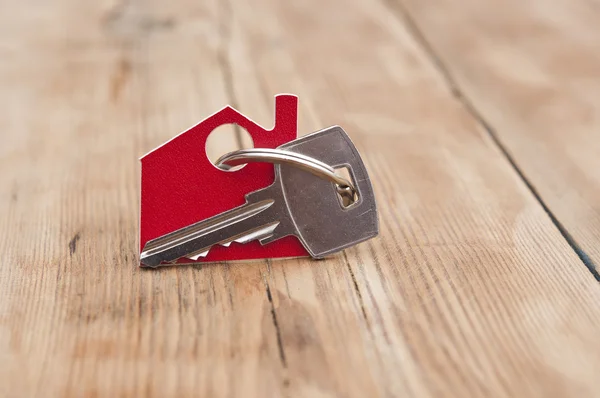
[215,148,359,205]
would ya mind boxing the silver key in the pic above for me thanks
[140,126,378,268]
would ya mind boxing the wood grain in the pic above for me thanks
[395,0,600,275]
[1,0,600,397]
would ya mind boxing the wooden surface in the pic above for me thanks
[397,0,600,277]
[1,0,600,397]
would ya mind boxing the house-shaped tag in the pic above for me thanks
[140,94,309,264]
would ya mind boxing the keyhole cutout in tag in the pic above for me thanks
[205,124,254,172]
[140,94,309,263]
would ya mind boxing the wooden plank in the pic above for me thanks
[1,0,600,397]
[394,0,600,273]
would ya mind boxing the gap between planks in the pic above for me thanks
[382,0,600,282]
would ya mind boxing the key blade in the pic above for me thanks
[140,199,279,267]
[182,221,279,261]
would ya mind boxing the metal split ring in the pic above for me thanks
[215,148,358,205]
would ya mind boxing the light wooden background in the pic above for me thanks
[2,0,600,397]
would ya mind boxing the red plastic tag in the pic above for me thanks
[140,94,309,264]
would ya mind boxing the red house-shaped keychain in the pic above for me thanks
[140,94,309,264]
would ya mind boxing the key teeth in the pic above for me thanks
[259,235,279,245]
[259,223,295,246]
[187,250,210,261]
[234,222,280,244]
[166,222,281,264]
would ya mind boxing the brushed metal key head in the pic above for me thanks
[275,126,378,257]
